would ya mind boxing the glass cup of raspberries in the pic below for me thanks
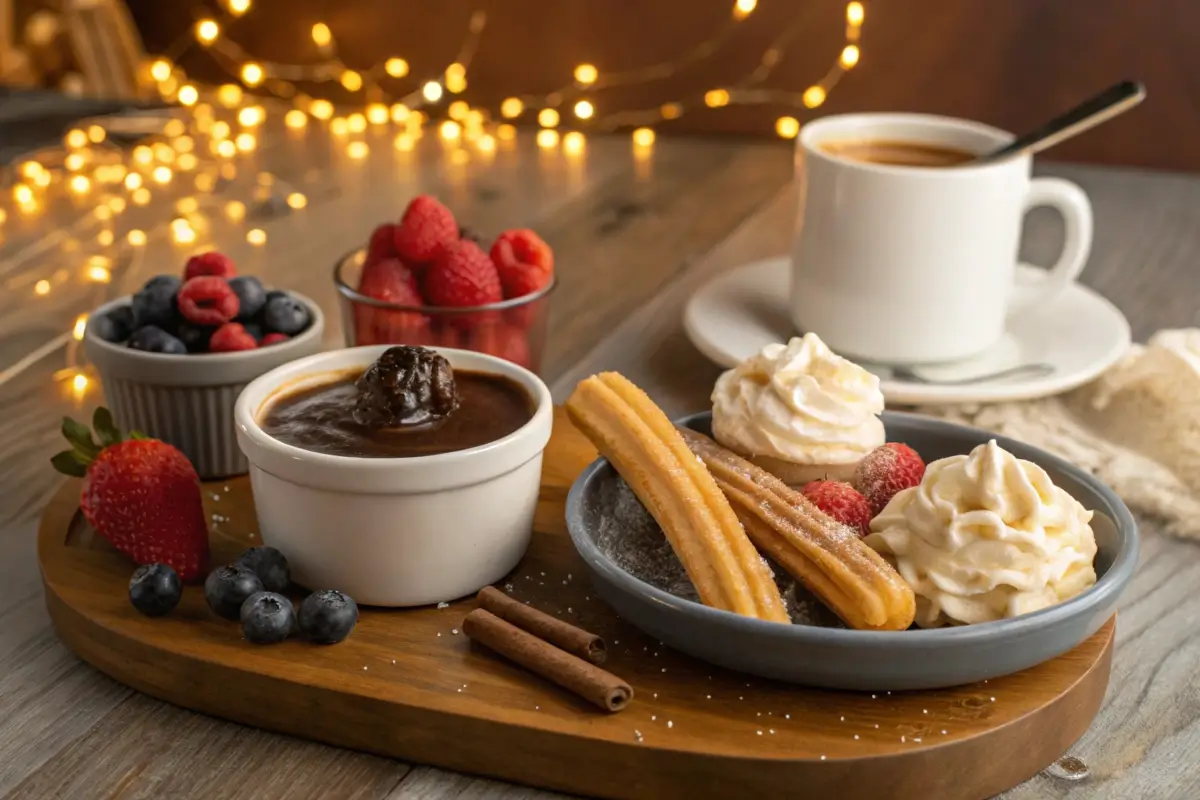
[334,196,556,374]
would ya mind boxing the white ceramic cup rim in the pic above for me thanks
[799,112,1022,177]
[234,345,554,494]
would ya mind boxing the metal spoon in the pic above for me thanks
[971,80,1146,164]
[889,362,1055,386]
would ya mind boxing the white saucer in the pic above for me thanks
[683,257,1132,405]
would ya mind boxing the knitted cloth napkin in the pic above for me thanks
[916,329,1200,540]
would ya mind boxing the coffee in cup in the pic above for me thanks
[817,139,975,168]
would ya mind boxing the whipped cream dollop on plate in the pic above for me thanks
[711,333,885,466]
[865,439,1098,627]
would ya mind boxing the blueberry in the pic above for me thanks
[204,565,264,620]
[176,322,215,353]
[297,589,358,644]
[89,306,135,343]
[229,276,267,321]
[240,591,295,644]
[242,322,264,342]
[264,289,288,304]
[128,563,182,617]
[236,546,291,593]
[127,325,187,354]
[132,276,181,329]
[262,294,311,336]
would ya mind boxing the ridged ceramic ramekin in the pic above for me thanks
[83,294,324,480]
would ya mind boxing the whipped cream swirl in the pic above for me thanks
[711,333,885,466]
[865,440,1097,627]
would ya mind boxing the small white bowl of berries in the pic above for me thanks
[333,195,556,374]
[83,251,324,480]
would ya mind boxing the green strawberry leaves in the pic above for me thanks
[52,407,140,477]
[50,450,88,478]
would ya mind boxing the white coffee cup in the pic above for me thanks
[791,113,1093,364]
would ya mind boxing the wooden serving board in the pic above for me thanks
[39,409,1114,800]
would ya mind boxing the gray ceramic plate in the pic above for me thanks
[565,411,1138,690]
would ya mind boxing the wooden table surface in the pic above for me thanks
[2,118,1199,799]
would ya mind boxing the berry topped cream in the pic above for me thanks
[865,440,1098,627]
[711,333,886,485]
[261,345,534,458]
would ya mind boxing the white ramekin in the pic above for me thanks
[84,294,325,479]
[233,345,554,607]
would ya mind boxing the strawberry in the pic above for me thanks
[394,195,459,263]
[424,239,502,311]
[854,443,926,516]
[800,480,873,536]
[470,322,532,369]
[51,408,210,581]
[356,258,428,344]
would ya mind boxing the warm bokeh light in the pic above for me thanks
[574,100,594,120]
[174,135,195,153]
[367,103,389,125]
[64,153,85,171]
[69,175,90,194]
[340,70,363,92]
[35,279,51,295]
[176,197,199,214]
[285,109,308,129]
[132,187,152,205]
[330,117,349,136]
[497,124,516,141]
[440,120,462,141]
[847,2,865,25]
[178,85,199,106]
[85,263,111,283]
[73,314,88,340]
[97,230,114,247]
[347,141,369,160]
[65,129,88,148]
[311,23,332,47]
[733,0,757,18]
[704,89,730,108]
[501,98,523,118]
[211,121,231,140]
[803,85,827,108]
[127,229,147,246]
[87,125,106,143]
[574,64,598,85]
[477,134,496,153]
[394,133,415,151]
[563,131,585,155]
[287,193,307,209]
[152,166,173,184]
[390,103,410,123]
[840,45,860,68]
[660,103,683,120]
[235,133,257,152]
[150,59,172,82]
[538,108,560,128]
[72,373,90,397]
[448,101,469,120]
[347,113,367,133]
[109,196,127,213]
[218,83,243,107]
[225,200,246,221]
[385,58,409,78]
[633,127,656,147]
[247,228,267,245]
[133,145,154,165]
[178,153,198,171]
[124,172,142,190]
[310,99,334,120]
[536,129,559,149]
[239,106,264,127]
[217,140,238,158]
[445,63,467,93]
[422,82,443,103]
[196,19,219,44]
[229,0,251,15]
[775,116,800,138]
[241,62,264,86]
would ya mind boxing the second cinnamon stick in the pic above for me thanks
[476,585,607,664]
[463,609,632,712]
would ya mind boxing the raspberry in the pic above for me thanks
[366,223,398,265]
[184,251,236,281]
[393,195,458,263]
[491,229,554,299]
[260,333,290,346]
[854,443,926,515]
[800,481,872,536]
[209,322,258,352]
[177,276,239,326]
[423,240,502,309]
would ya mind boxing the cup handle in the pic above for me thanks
[1009,177,1093,316]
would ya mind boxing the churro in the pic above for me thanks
[680,427,916,631]
[566,373,789,623]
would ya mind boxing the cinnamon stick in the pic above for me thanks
[476,586,608,665]
[463,609,633,712]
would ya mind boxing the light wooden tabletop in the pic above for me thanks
[1,118,1199,799]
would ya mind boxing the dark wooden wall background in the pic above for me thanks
[124,0,1199,171]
